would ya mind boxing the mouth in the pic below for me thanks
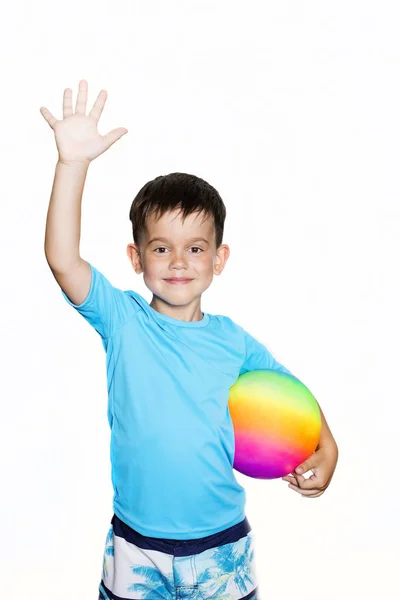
[164,278,194,284]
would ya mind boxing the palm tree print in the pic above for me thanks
[102,526,115,581]
[128,563,176,598]
[126,534,256,599]
[196,534,255,599]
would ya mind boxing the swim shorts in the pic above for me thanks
[98,514,260,599]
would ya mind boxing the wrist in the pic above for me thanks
[57,159,91,169]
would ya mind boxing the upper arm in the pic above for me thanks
[55,260,139,339]
[50,258,92,306]
[240,327,293,376]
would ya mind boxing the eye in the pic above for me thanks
[153,247,203,254]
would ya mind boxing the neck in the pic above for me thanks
[149,295,204,322]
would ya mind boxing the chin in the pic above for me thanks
[149,288,203,307]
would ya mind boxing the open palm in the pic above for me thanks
[40,79,128,164]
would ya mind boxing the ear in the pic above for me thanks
[214,244,230,276]
[126,243,143,274]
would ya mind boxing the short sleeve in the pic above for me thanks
[239,328,293,377]
[61,262,138,339]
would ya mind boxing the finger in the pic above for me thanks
[103,127,128,150]
[40,106,58,129]
[294,456,316,476]
[288,484,324,497]
[290,470,307,487]
[300,490,324,498]
[75,79,88,115]
[63,88,73,118]
[282,474,299,485]
[299,490,325,498]
[291,464,318,485]
[89,89,108,121]
[294,475,325,490]
[281,469,309,485]
[284,468,324,490]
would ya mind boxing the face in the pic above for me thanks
[126,208,230,317]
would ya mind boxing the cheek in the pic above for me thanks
[142,256,161,277]
[199,257,215,275]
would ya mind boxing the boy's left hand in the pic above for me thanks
[281,443,338,498]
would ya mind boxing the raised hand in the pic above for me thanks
[40,80,128,165]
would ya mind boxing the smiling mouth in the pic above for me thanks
[164,278,193,284]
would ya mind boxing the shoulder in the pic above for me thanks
[123,288,149,312]
[209,313,246,339]
[122,289,166,326]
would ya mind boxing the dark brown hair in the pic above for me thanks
[129,172,226,248]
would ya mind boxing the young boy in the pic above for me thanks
[41,80,338,600]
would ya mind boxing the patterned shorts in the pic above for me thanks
[98,514,260,600]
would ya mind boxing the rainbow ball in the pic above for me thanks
[228,369,321,479]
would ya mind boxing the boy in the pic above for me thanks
[41,80,338,600]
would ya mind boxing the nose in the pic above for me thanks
[169,250,188,270]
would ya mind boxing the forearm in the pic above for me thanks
[44,160,89,272]
[317,404,338,453]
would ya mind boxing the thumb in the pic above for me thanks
[294,454,316,475]
[103,127,128,150]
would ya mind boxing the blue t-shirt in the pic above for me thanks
[61,263,292,539]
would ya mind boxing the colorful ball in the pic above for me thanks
[228,369,321,479]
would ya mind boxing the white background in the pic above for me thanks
[1,1,398,598]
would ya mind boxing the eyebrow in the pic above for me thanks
[147,237,210,245]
